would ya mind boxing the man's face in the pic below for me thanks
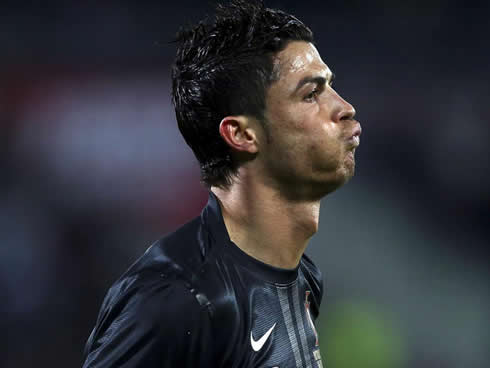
[259,41,361,199]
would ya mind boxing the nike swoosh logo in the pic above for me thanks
[250,323,276,352]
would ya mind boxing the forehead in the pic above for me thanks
[274,41,332,83]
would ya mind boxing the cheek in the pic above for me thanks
[263,119,307,169]
[306,119,339,148]
[266,106,342,162]
[308,122,344,166]
[320,122,342,149]
[268,107,306,146]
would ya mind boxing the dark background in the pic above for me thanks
[1,1,489,367]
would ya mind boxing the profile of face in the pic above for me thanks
[259,41,361,200]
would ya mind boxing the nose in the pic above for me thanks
[337,102,356,122]
[333,94,356,122]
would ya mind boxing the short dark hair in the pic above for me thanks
[171,0,313,188]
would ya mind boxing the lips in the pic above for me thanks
[349,135,360,148]
[352,123,362,139]
[346,122,362,149]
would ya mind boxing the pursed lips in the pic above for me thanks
[346,121,362,149]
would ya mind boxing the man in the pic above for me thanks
[82,0,360,367]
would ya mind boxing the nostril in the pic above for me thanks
[339,107,356,121]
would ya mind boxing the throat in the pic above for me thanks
[214,187,320,269]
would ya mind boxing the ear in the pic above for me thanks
[219,116,259,154]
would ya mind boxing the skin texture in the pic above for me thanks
[263,42,360,200]
[213,41,361,269]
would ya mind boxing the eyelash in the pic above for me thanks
[304,82,333,102]
[304,89,320,102]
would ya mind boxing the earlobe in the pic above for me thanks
[219,116,259,154]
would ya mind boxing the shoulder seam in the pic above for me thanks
[182,280,216,319]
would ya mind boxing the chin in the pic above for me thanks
[341,156,356,180]
[341,165,356,184]
[307,175,348,199]
[323,166,355,194]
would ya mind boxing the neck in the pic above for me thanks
[211,175,321,269]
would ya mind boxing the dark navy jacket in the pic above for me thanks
[83,192,324,367]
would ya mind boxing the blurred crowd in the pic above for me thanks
[1,1,489,367]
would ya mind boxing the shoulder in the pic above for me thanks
[299,252,324,310]
[126,215,205,276]
[84,271,215,367]
[84,215,227,367]
[94,269,210,338]
[300,252,323,289]
[122,272,207,321]
[93,212,223,336]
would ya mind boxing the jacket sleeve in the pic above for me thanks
[82,278,215,367]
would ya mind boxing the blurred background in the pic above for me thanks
[1,0,489,367]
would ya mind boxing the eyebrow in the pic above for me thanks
[293,72,336,94]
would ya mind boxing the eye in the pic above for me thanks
[304,88,319,102]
